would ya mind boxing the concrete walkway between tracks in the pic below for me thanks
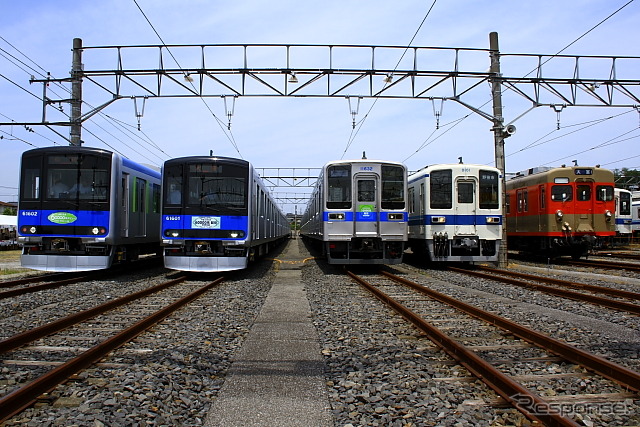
[204,239,333,427]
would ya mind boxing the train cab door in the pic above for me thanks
[354,176,379,237]
[575,179,594,233]
[454,178,476,235]
[120,173,130,238]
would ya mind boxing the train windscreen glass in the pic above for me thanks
[187,163,248,210]
[479,170,499,209]
[620,191,631,215]
[381,165,405,209]
[327,165,351,209]
[430,169,452,209]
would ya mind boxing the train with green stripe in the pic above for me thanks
[17,146,161,271]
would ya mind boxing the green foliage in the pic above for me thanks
[2,207,16,216]
[613,168,640,190]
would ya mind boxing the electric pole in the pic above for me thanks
[70,38,83,146]
[489,32,509,268]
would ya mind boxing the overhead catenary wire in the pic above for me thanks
[403,0,637,165]
[132,0,243,159]
[0,35,171,159]
[340,0,438,159]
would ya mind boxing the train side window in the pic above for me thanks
[408,187,415,214]
[551,185,572,202]
[517,191,523,213]
[152,184,161,213]
[523,190,528,212]
[576,185,591,201]
[479,170,499,209]
[327,165,351,209]
[430,169,452,209]
[596,185,614,202]
[505,194,510,214]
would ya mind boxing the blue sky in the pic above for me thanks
[2,0,639,212]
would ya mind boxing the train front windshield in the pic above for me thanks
[164,162,248,214]
[20,151,111,209]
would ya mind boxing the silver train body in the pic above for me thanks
[408,163,502,262]
[18,146,161,272]
[300,159,408,264]
[161,156,289,272]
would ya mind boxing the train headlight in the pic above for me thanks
[29,226,37,234]
[431,216,446,224]
[92,227,99,235]
[605,210,612,221]
[388,213,404,221]
[165,230,181,238]
[228,231,245,238]
[555,210,564,221]
[486,216,500,224]
[328,213,345,220]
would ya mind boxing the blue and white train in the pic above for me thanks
[407,163,502,262]
[18,146,161,271]
[613,188,632,243]
[300,158,408,264]
[160,156,289,272]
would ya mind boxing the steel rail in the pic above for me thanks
[558,258,640,273]
[0,275,92,299]
[346,270,579,427]
[0,273,70,289]
[0,276,188,353]
[476,265,640,300]
[448,266,640,315]
[380,270,640,393]
[0,276,224,423]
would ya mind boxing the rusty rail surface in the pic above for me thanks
[0,277,224,422]
[0,276,188,353]
[448,266,640,315]
[476,265,640,301]
[379,270,640,392]
[347,270,580,427]
[558,258,640,273]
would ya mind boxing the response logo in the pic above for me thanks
[47,212,78,224]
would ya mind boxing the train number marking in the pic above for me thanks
[192,216,221,229]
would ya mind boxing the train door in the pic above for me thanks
[539,185,545,232]
[355,175,378,237]
[575,179,594,233]
[454,178,476,235]
[134,177,147,237]
[120,173,130,237]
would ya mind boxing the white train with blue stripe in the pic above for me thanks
[300,158,408,264]
[18,146,161,271]
[160,156,289,272]
[407,163,502,262]
[614,188,632,241]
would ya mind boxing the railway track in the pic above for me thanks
[448,265,640,315]
[346,269,640,426]
[0,275,224,422]
[556,257,640,273]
